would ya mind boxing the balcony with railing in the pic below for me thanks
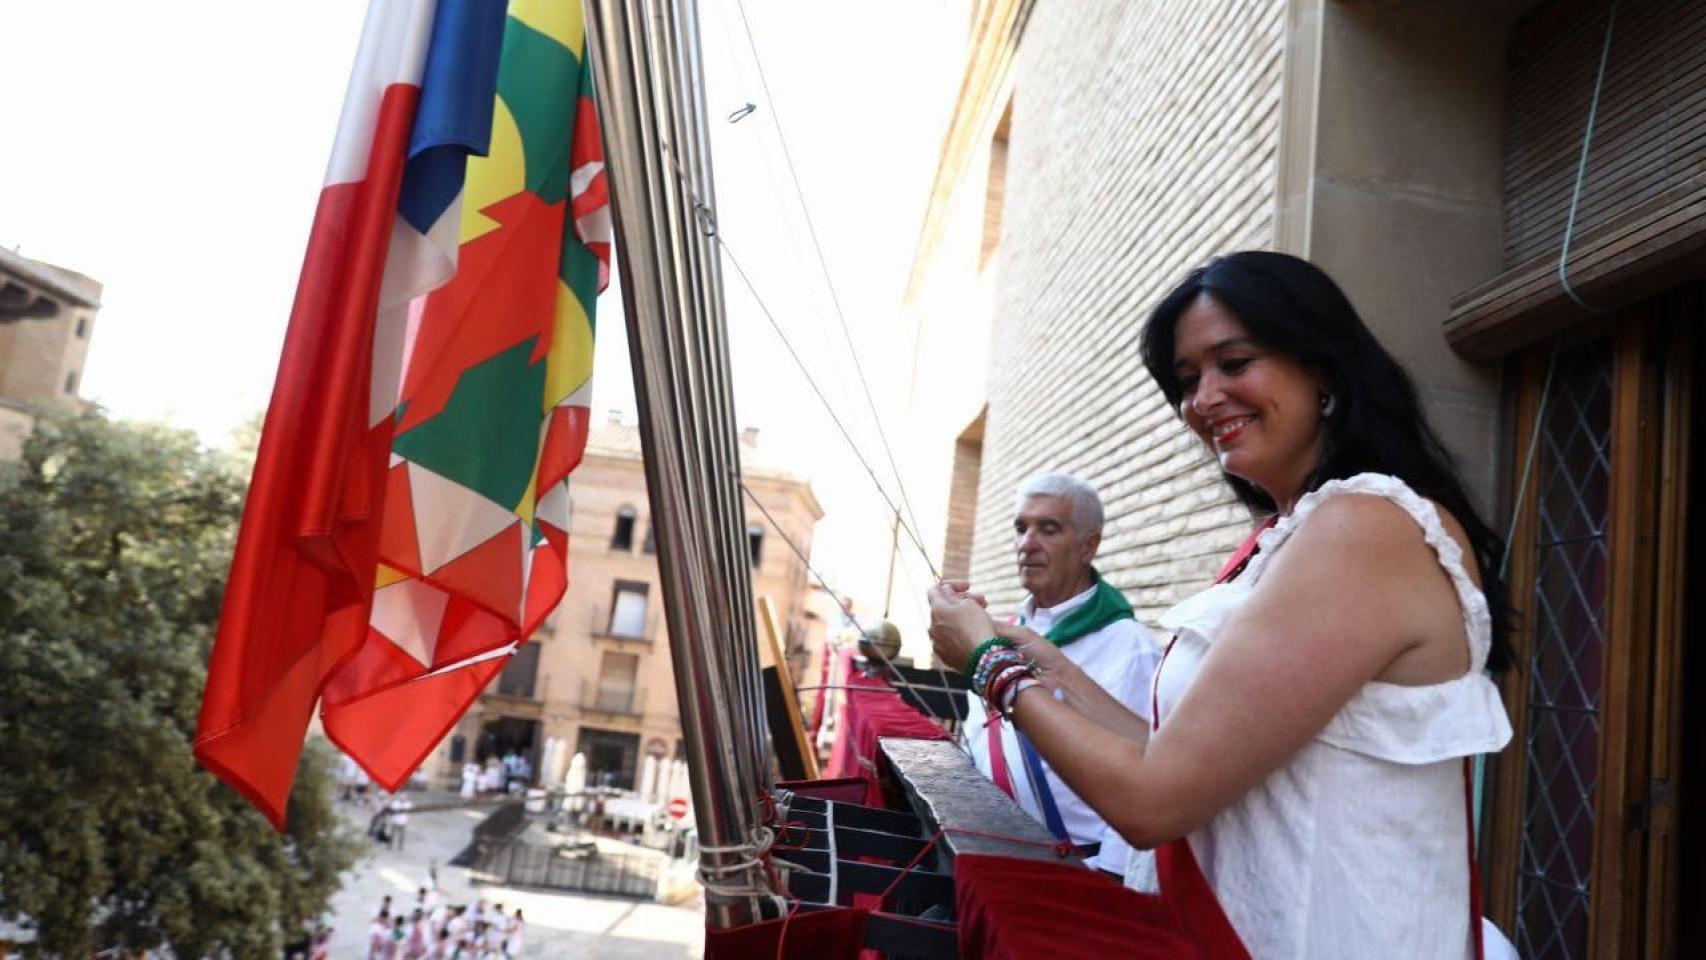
[579,679,646,718]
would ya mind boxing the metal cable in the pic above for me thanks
[743,483,972,747]
[1559,0,1619,314]
[717,234,942,572]
[728,0,936,580]
[1500,341,1563,582]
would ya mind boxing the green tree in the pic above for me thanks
[0,411,360,959]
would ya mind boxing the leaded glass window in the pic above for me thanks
[1516,339,1612,960]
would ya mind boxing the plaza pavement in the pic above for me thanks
[324,793,704,959]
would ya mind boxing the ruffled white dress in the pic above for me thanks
[1148,473,1513,959]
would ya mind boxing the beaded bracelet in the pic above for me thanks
[966,636,1013,685]
[973,648,1028,696]
[982,659,1036,712]
[971,647,1022,693]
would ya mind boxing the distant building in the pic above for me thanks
[427,416,826,791]
[0,247,102,460]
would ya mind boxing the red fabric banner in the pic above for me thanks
[704,908,868,960]
[193,85,418,829]
[822,664,948,805]
[955,854,1205,959]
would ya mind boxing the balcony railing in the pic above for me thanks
[579,679,646,717]
[589,603,657,645]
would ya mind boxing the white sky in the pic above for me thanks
[1,0,969,619]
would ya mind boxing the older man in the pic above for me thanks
[960,472,1160,877]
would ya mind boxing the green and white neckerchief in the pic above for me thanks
[1017,569,1136,646]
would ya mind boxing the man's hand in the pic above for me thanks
[936,579,989,608]
[927,581,997,673]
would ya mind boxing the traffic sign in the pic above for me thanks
[668,797,689,819]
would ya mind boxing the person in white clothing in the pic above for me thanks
[929,252,1516,958]
[504,909,524,957]
[390,794,413,850]
[445,906,470,943]
[960,472,1160,878]
[366,914,391,960]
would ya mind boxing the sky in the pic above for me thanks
[1,0,969,620]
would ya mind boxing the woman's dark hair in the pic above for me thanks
[1139,251,1512,672]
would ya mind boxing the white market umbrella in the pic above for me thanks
[565,752,587,794]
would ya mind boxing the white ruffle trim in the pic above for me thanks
[1156,472,1513,763]
[1246,472,1495,671]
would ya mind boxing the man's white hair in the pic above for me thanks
[1015,472,1104,535]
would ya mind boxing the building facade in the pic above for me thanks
[0,247,102,460]
[428,418,825,793]
[903,1,1701,956]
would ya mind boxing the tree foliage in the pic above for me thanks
[0,412,359,959]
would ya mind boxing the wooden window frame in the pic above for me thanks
[1484,298,1693,959]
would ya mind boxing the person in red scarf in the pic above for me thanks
[929,252,1516,959]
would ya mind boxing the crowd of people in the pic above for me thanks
[458,751,533,798]
[364,888,526,960]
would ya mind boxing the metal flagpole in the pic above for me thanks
[582,0,777,926]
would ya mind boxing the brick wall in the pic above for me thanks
[967,0,1283,622]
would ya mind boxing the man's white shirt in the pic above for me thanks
[962,581,1161,875]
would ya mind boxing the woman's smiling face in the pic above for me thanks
[1172,292,1328,510]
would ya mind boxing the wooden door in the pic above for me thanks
[1484,285,1696,959]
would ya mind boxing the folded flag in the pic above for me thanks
[195,0,609,828]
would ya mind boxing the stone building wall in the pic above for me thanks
[968,0,1285,620]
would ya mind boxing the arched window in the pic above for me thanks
[611,505,637,551]
[746,523,764,568]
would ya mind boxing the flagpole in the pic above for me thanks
[664,0,773,802]
[582,0,776,927]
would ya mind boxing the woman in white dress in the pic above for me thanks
[929,252,1514,959]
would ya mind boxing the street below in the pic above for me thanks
[325,794,705,959]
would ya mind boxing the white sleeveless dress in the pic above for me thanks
[1149,473,1513,959]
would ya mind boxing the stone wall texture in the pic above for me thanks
[968,0,1285,622]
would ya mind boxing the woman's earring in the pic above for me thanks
[1320,392,1337,418]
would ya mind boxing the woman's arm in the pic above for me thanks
[994,621,1149,742]
[932,495,1442,848]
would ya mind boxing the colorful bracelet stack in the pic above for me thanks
[967,635,1041,720]
[983,653,1039,720]
[968,638,1012,694]
[995,676,1042,720]
[966,636,1014,693]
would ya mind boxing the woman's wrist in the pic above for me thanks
[968,638,1018,693]
[1000,676,1044,720]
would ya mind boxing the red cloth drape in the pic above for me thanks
[822,664,948,805]
[955,854,1204,958]
[704,906,868,959]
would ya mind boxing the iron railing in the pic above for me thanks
[470,837,662,899]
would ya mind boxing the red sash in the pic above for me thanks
[1150,519,1486,958]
